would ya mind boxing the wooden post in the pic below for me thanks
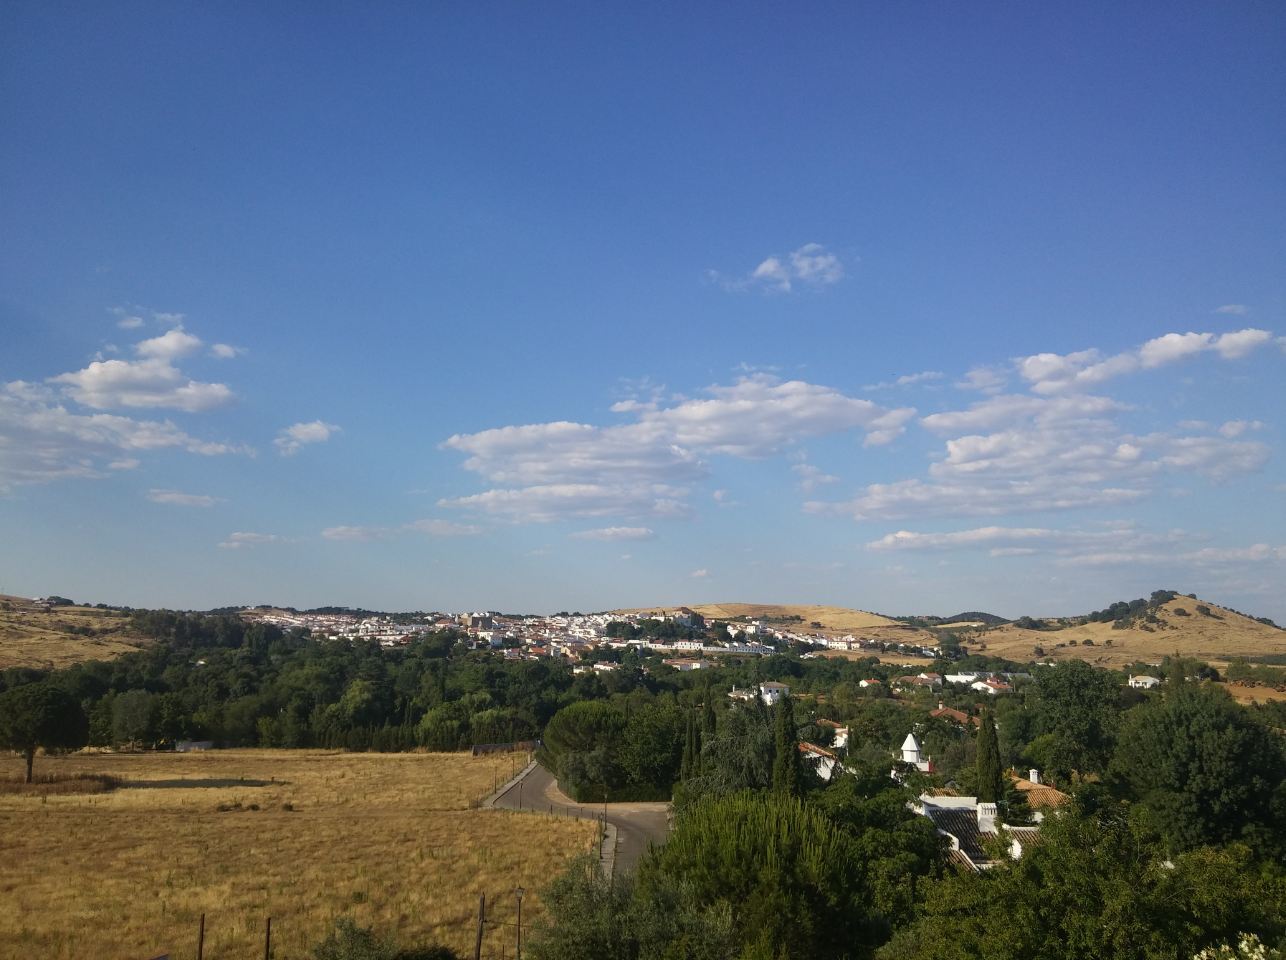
[473,894,486,960]
[263,917,272,960]
[196,913,205,960]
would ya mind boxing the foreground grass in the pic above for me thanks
[0,749,596,959]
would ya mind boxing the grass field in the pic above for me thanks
[0,750,597,959]
[0,595,150,670]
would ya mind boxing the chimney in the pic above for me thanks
[1029,768,1040,785]
[977,802,998,835]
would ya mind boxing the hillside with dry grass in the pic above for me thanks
[0,749,596,959]
[0,595,151,670]
[613,602,937,644]
[967,596,1286,668]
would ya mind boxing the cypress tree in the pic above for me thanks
[976,710,1004,803]
[772,696,801,797]
[680,710,695,781]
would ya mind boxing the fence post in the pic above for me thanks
[263,917,271,960]
[196,913,205,960]
[473,894,485,960]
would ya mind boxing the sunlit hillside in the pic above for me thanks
[968,596,1285,668]
[0,595,150,670]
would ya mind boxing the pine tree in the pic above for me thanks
[679,711,695,781]
[975,710,1004,803]
[772,696,801,797]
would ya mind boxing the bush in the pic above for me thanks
[312,918,458,960]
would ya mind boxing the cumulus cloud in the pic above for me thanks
[147,489,222,507]
[711,243,845,293]
[440,374,912,523]
[1015,328,1275,395]
[690,568,710,579]
[956,366,1008,395]
[571,526,656,541]
[209,343,245,359]
[275,420,340,455]
[49,325,236,413]
[0,381,243,492]
[218,531,283,549]
[1215,304,1248,315]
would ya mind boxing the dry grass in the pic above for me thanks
[0,595,150,669]
[971,597,1286,669]
[1220,682,1286,704]
[0,749,597,959]
[612,602,940,640]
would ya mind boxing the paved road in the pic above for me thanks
[493,763,670,874]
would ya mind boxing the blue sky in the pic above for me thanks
[2,3,1284,619]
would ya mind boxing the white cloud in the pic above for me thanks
[712,243,845,293]
[1016,328,1276,395]
[1214,328,1273,359]
[1218,419,1264,439]
[792,463,838,492]
[47,324,235,412]
[52,357,233,412]
[275,420,340,455]
[218,531,283,549]
[210,343,245,359]
[441,483,690,523]
[136,329,203,361]
[0,381,243,492]
[323,518,481,542]
[147,489,221,507]
[441,374,911,522]
[808,477,1146,522]
[896,371,944,386]
[690,568,709,579]
[1183,543,1285,563]
[956,366,1008,395]
[117,315,145,330]
[571,526,656,541]
[1214,304,1248,315]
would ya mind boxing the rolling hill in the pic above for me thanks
[967,596,1285,668]
[0,596,151,670]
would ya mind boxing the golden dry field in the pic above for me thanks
[968,597,1286,669]
[0,595,150,670]
[0,749,597,959]
[613,602,939,642]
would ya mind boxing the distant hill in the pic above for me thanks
[897,611,1009,628]
[0,595,151,670]
[970,595,1285,668]
[612,602,941,647]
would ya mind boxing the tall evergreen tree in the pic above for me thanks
[679,710,695,781]
[772,695,801,797]
[975,710,1003,803]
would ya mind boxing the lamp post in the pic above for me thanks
[515,886,525,960]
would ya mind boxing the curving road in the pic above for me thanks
[492,763,670,875]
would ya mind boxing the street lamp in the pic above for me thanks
[515,886,525,960]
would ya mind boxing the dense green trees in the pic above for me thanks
[1110,682,1286,853]
[643,791,865,959]
[1029,659,1121,780]
[0,681,87,782]
[772,696,802,797]
[878,807,1286,960]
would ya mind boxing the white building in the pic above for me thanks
[895,733,934,775]
[759,681,790,705]
[1128,675,1162,689]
